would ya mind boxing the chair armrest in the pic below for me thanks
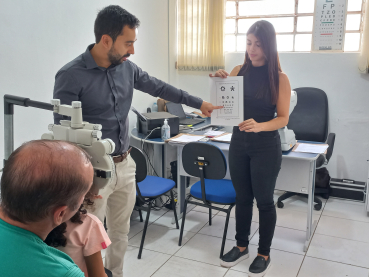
[325,133,336,162]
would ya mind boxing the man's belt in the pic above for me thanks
[112,147,132,163]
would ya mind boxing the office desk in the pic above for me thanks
[170,139,319,252]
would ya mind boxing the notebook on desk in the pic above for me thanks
[166,102,205,126]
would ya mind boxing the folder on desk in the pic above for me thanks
[210,133,232,143]
[166,133,206,145]
[292,142,328,154]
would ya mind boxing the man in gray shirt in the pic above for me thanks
[53,5,221,277]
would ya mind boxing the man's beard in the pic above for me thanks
[108,46,130,66]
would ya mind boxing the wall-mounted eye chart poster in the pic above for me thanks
[312,0,348,52]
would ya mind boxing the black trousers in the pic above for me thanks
[229,127,282,256]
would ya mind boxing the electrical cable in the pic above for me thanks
[140,127,160,177]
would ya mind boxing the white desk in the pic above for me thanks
[170,137,319,252]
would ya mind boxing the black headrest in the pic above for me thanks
[287,87,328,142]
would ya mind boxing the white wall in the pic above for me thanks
[0,0,169,162]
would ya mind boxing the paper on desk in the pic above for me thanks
[212,133,232,142]
[204,130,225,137]
[170,135,206,144]
[294,143,328,154]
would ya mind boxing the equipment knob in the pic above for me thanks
[51,99,60,106]
[93,124,102,130]
[72,101,82,108]
[48,124,54,131]
[92,130,102,139]
[105,139,115,154]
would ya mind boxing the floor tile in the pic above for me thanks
[250,226,307,255]
[154,210,212,233]
[316,215,369,243]
[322,198,369,223]
[276,208,320,231]
[192,203,225,215]
[129,220,146,239]
[131,208,168,223]
[123,246,171,277]
[218,205,259,222]
[307,233,369,268]
[128,224,196,255]
[232,244,304,277]
[198,215,259,241]
[175,233,235,266]
[298,256,369,277]
[152,256,228,277]
[224,270,247,277]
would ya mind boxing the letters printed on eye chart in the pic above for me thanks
[210,77,244,126]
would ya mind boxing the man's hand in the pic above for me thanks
[200,101,223,117]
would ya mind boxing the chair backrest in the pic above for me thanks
[129,146,147,183]
[182,142,227,180]
[287,87,328,143]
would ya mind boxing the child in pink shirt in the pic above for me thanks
[45,189,111,277]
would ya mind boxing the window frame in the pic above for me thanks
[225,0,365,52]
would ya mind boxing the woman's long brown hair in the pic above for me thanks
[243,20,282,105]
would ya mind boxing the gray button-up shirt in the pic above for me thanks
[54,44,203,155]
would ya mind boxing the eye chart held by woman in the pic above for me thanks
[210,76,244,126]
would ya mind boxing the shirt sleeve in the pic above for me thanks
[131,61,203,109]
[83,217,111,257]
[53,70,81,124]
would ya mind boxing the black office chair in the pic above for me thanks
[130,146,179,259]
[277,87,336,211]
[178,142,236,258]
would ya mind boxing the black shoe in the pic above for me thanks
[220,247,249,268]
[248,256,271,276]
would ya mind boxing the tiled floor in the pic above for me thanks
[104,192,369,277]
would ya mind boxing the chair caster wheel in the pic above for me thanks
[314,203,322,211]
[277,201,284,208]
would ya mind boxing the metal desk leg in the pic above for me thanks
[162,143,166,178]
[304,159,317,252]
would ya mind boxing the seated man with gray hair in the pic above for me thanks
[0,140,93,277]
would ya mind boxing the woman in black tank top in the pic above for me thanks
[210,21,291,276]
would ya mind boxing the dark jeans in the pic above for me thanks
[229,127,282,256]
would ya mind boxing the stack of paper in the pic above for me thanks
[168,135,206,145]
[211,133,232,143]
[293,143,329,154]
[204,130,225,137]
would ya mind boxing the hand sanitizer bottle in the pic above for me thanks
[161,119,170,140]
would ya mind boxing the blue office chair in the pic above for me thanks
[277,87,336,211]
[130,146,179,259]
[178,142,236,258]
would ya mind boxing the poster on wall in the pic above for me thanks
[312,0,348,52]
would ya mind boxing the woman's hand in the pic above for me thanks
[209,69,229,78]
[238,118,264,133]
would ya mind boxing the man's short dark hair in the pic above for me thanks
[94,5,140,43]
[0,140,92,223]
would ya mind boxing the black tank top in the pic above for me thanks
[237,63,276,123]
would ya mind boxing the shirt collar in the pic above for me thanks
[83,44,118,71]
[83,44,99,69]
